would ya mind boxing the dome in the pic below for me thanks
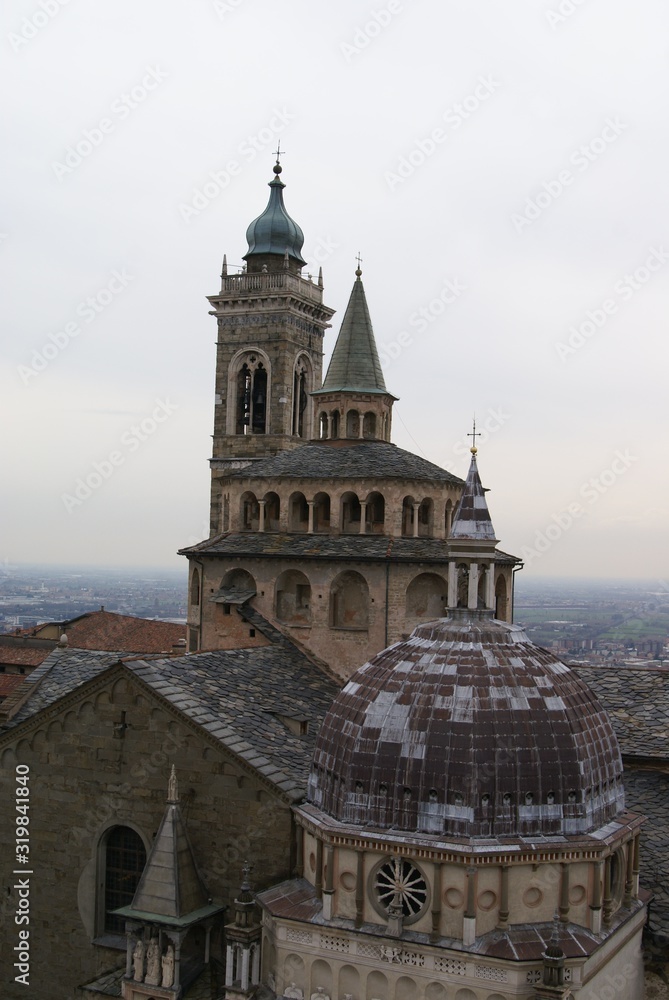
[307,610,625,839]
[243,165,306,265]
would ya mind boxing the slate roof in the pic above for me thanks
[450,452,497,541]
[0,634,339,801]
[624,769,669,940]
[314,277,388,395]
[181,533,519,565]
[571,664,669,760]
[224,440,464,484]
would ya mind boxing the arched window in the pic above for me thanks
[417,498,433,537]
[275,569,312,625]
[341,492,361,533]
[235,356,268,434]
[330,410,340,439]
[189,568,201,607]
[319,412,329,439]
[292,357,311,437]
[220,568,256,594]
[363,411,377,439]
[346,410,360,438]
[263,492,280,531]
[289,492,309,532]
[365,492,385,533]
[240,492,259,531]
[402,496,416,537]
[100,826,146,934]
[313,492,331,532]
[330,571,369,629]
[406,573,448,620]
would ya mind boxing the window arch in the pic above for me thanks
[313,492,331,532]
[229,350,271,436]
[417,497,433,537]
[402,495,416,537]
[263,491,280,532]
[330,571,369,629]
[292,355,312,438]
[340,492,361,533]
[363,411,377,439]
[346,409,360,438]
[365,491,385,533]
[220,568,257,594]
[99,825,146,935]
[289,491,309,532]
[240,491,259,531]
[406,573,448,620]
[330,409,340,439]
[319,411,329,439]
[189,568,201,607]
[275,570,312,625]
[495,574,508,621]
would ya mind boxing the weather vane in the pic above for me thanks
[467,418,481,454]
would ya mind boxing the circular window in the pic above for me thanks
[370,857,429,924]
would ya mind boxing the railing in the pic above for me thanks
[215,271,323,303]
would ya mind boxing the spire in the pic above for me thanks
[318,267,388,394]
[243,160,306,268]
[126,768,210,919]
[449,439,497,541]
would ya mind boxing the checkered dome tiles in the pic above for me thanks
[307,611,624,839]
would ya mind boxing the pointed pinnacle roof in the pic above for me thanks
[315,274,390,395]
[449,450,497,541]
[127,768,210,920]
[243,163,306,265]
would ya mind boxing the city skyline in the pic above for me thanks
[2,1,667,577]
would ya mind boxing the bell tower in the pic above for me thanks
[207,158,335,535]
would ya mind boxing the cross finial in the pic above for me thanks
[274,140,283,164]
[355,252,363,278]
[467,418,481,455]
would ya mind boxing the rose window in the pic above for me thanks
[373,858,428,921]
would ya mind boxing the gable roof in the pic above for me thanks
[53,610,186,653]
[0,629,339,801]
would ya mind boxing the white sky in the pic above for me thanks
[1,0,667,579]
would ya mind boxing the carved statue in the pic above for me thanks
[285,985,303,999]
[161,944,175,988]
[145,937,161,986]
[310,988,330,1000]
[380,944,402,963]
[132,938,145,982]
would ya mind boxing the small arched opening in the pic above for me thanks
[330,571,369,630]
[363,411,377,439]
[240,491,259,531]
[313,492,331,533]
[289,492,309,532]
[263,491,280,532]
[365,491,385,534]
[346,409,360,439]
[341,492,361,533]
[275,569,312,626]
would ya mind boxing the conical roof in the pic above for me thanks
[449,450,497,540]
[243,163,306,265]
[127,768,210,919]
[316,274,388,394]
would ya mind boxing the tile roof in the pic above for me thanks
[181,532,520,565]
[0,674,27,698]
[223,440,464,484]
[0,628,339,800]
[571,664,669,760]
[62,610,186,653]
[315,277,388,394]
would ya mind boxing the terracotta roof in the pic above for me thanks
[0,674,27,698]
[61,610,186,654]
[0,644,53,667]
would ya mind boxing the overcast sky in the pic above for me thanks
[1,0,667,580]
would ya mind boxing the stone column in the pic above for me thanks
[602,856,613,927]
[355,851,365,928]
[412,503,420,538]
[468,563,479,610]
[633,835,641,898]
[323,844,335,920]
[486,562,496,609]
[307,501,315,534]
[359,501,367,534]
[241,947,250,990]
[252,943,261,984]
[315,838,323,898]
[430,864,442,943]
[624,839,635,907]
[590,860,603,934]
[258,499,266,532]
[125,933,133,978]
[173,939,181,992]
[498,865,510,930]
[447,561,457,608]
[225,943,234,986]
[463,866,477,946]
[559,863,570,923]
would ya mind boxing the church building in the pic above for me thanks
[0,161,656,1000]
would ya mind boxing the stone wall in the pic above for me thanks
[0,668,293,1000]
